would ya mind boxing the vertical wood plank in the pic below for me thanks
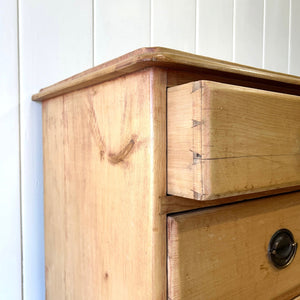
[264,0,290,73]
[234,0,264,67]
[94,0,150,65]
[0,0,22,299]
[18,0,93,298]
[42,68,167,299]
[289,0,300,76]
[151,0,196,53]
[197,0,234,61]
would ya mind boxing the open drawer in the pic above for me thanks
[167,192,300,300]
[167,81,300,201]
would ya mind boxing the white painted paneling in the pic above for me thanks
[264,0,290,73]
[289,0,300,76]
[234,0,264,67]
[18,0,93,298]
[94,0,150,65]
[197,0,234,61]
[0,0,22,299]
[0,0,297,298]
[151,0,196,52]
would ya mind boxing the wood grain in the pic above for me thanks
[274,284,300,300]
[32,47,300,101]
[168,192,300,300]
[43,68,167,299]
[168,80,300,200]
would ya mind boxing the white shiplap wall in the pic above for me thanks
[290,0,300,75]
[18,0,93,298]
[234,0,264,67]
[151,0,196,53]
[94,0,150,64]
[264,0,290,73]
[197,0,234,60]
[0,0,21,298]
[1,0,300,299]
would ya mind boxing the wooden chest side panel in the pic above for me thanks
[168,192,300,300]
[43,68,167,300]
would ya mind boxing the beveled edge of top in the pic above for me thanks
[32,47,300,101]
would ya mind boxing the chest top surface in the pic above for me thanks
[33,47,300,101]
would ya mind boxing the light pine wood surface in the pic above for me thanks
[274,285,300,300]
[43,68,167,299]
[39,48,300,300]
[168,192,300,300]
[168,80,300,200]
[32,47,300,102]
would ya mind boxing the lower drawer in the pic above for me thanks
[168,192,300,300]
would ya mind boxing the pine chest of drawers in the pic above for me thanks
[33,47,300,300]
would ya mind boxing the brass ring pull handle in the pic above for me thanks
[268,229,297,269]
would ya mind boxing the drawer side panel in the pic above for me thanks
[167,82,202,199]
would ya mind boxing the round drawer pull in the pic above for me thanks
[268,228,297,269]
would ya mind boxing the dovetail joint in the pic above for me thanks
[192,119,202,127]
[193,191,202,200]
[192,81,202,93]
[193,152,202,164]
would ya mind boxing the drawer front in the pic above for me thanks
[168,192,300,300]
[167,80,300,201]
